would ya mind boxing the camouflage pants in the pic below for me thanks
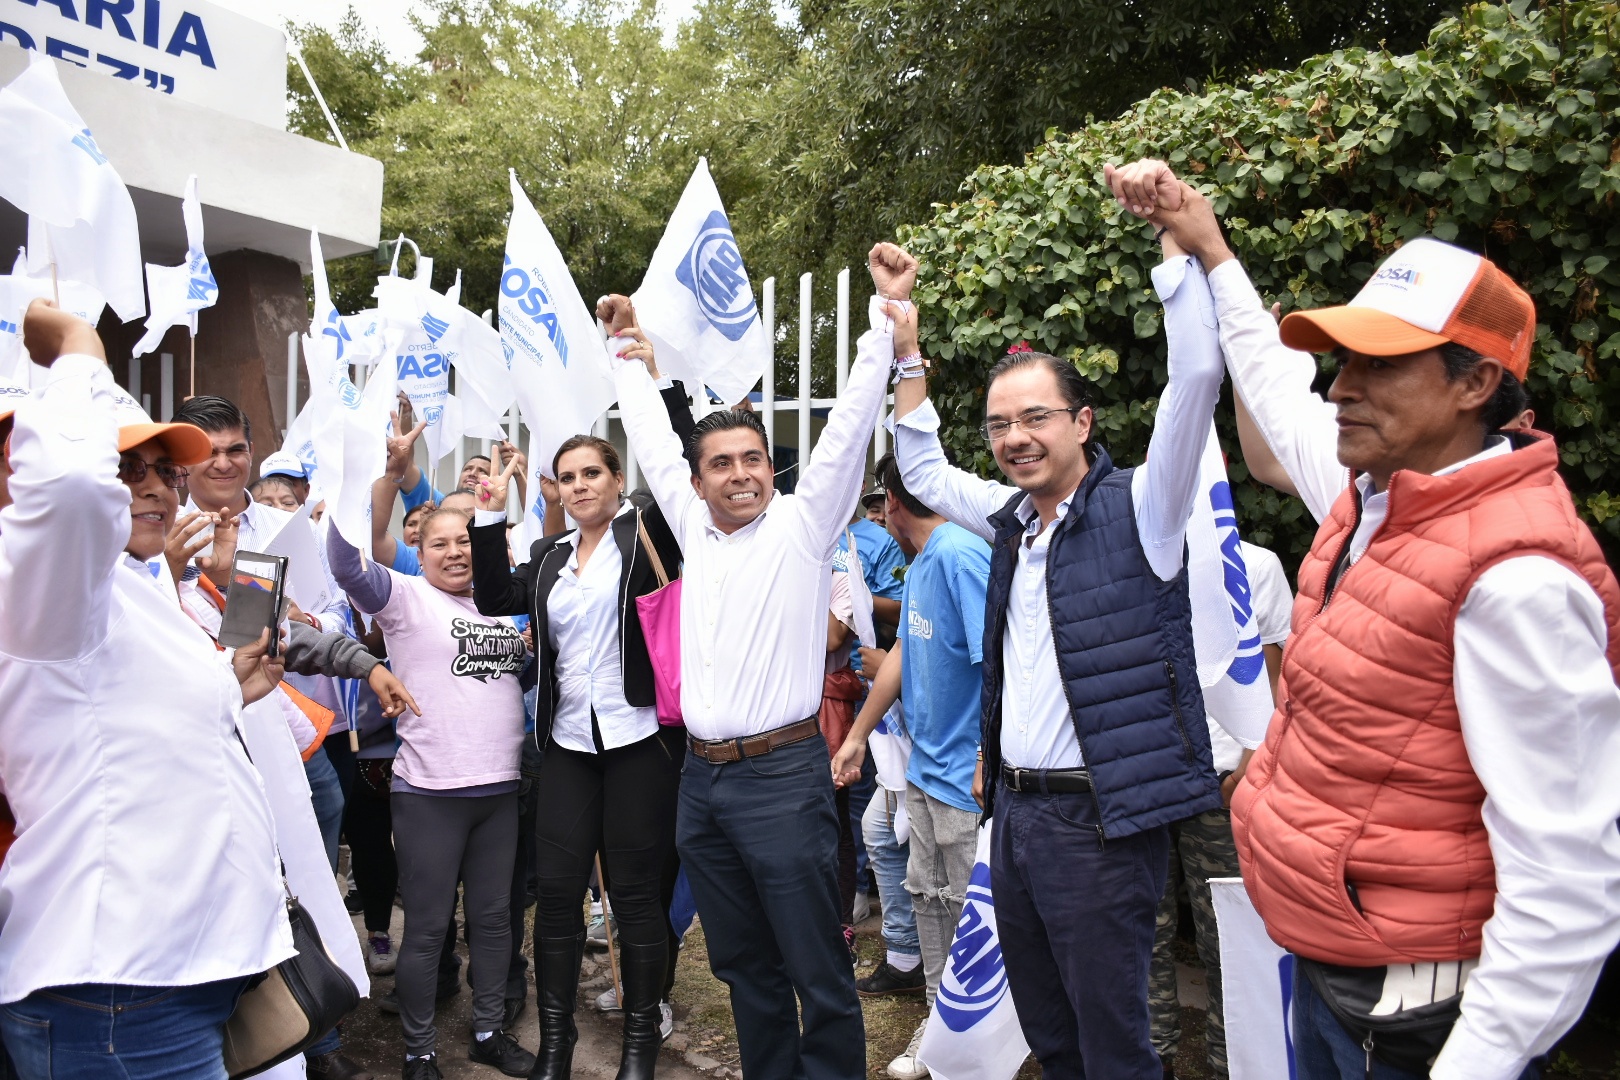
[1149,806,1241,1079]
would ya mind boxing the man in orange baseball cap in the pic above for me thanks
[1108,159,1620,1080]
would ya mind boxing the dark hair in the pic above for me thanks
[552,434,622,479]
[172,395,251,444]
[417,506,470,542]
[464,454,492,467]
[250,475,297,498]
[687,409,770,476]
[874,452,933,519]
[1439,343,1530,431]
[984,351,1096,459]
[402,502,432,528]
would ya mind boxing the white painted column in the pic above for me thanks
[159,353,174,421]
[285,332,298,437]
[761,277,776,451]
[797,273,812,467]
[835,267,849,395]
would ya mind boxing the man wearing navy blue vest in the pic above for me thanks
[892,179,1256,1078]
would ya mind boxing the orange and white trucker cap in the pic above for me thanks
[1279,238,1536,380]
[108,384,212,465]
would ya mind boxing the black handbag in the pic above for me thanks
[1299,956,1463,1077]
[223,730,361,1078]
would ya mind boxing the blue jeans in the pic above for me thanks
[0,978,250,1080]
[860,788,920,958]
[677,734,865,1080]
[1291,961,1543,1080]
[305,747,344,873]
[992,787,1169,1080]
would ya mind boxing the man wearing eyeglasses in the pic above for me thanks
[890,179,1254,1078]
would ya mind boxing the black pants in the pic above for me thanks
[992,786,1170,1080]
[534,726,682,948]
[344,758,398,935]
[506,776,539,1002]
[677,734,865,1080]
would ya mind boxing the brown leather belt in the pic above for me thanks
[688,716,820,764]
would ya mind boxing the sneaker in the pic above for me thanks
[659,1000,674,1040]
[345,889,365,915]
[586,913,615,951]
[502,996,525,1030]
[467,1030,536,1077]
[852,890,873,924]
[857,960,925,998]
[366,933,397,975]
[306,1050,373,1080]
[594,985,621,1012]
[401,1055,442,1080]
[886,1020,930,1080]
[378,979,460,1016]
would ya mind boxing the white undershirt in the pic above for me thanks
[1210,257,1620,1080]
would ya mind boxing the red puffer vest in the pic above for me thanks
[1231,434,1620,965]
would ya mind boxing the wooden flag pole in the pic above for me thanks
[595,853,623,1007]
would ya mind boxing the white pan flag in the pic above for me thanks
[632,157,767,407]
[500,170,614,541]
[376,271,459,464]
[1185,426,1273,749]
[1211,878,1295,1080]
[917,822,1031,1080]
[0,247,104,383]
[131,174,217,357]
[0,54,144,321]
[305,230,398,550]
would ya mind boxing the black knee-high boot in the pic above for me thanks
[615,940,668,1080]
[529,934,583,1080]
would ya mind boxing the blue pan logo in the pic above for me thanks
[338,378,363,409]
[935,862,1010,1032]
[676,211,757,342]
[1208,479,1265,685]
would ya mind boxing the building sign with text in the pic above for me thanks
[0,0,287,129]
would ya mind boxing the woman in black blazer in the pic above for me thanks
[469,344,691,1080]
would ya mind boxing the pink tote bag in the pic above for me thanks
[634,517,683,725]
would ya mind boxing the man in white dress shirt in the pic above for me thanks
[891,191,1248,1078]
[604,245,905,1080]
[1108,159,1620,1080]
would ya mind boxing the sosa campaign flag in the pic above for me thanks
[916,823,1031,1080]
[1211,877,1296,1080]
[632,158,768,409]
[500,170,614,542]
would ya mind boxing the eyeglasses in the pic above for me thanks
[981,407,1082,442]
[117,457,190,490]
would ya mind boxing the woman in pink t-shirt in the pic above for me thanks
[328,509,535,1079]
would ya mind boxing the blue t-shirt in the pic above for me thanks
[835,518,906,601]
[901,522,990,812]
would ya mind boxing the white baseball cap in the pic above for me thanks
[1280,237,1536,379]
[259,450,308,480]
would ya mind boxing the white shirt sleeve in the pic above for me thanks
[1132,256,1226,581]
[613,359,699,535]
[893,399,1017,545]
[1431,556,1620,1080]
[789,324,893,561]
[474,508,508,527]
[1206,260,1348,523]
[0,356,129,663]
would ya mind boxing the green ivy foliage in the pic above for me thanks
[901,0,1620,569]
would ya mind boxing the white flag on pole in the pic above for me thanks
[131,174,218,357]
[632,157,768,408]
[500,170,614,542]
[305,230,396,550]
[916,823,1031,1080]
[1211,878,1296,1080]
[1185,426,1274,749]
[376,272,462,464]
[0,247,104,383]
[0,54,144,321]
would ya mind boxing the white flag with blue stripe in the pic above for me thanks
[132,174,217,358]
[916,822,1031,1080]
[1185,427,1273,749]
